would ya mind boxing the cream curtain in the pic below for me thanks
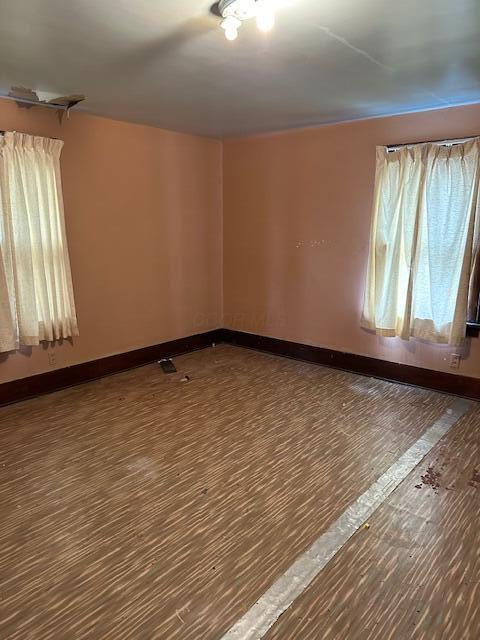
[362,138,480,346]
[0,132,78,352]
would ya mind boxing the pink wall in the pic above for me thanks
[0,99,223,383]
[223,103,480,378]
[2,99,480,385]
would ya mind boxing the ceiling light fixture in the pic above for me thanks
[219,0,277,41]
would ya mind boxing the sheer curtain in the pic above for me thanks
[0,132,78,352]
[362,138,480,346]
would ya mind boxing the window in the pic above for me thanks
[0,131,78,353]
[362,137,480,346]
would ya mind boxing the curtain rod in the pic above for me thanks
[387,135,479,152]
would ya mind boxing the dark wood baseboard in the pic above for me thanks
[2,327,479,407]
[0,329,222,407]
[220,329,480,401]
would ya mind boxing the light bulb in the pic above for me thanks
[256,8,275,32]
[225,26,238,41]
[221,16,241,41]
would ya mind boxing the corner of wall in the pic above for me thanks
[220,138,225,328]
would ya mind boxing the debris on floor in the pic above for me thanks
[419,466,441,492]
[181,375,191,383]
[175,606,190,624]
[469,468,480,488]
[363,522,370,529]
[176,610,185,624]
[159,358,177,374]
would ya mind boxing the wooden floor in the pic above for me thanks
[265,405,480,640]
[0,345,478,639]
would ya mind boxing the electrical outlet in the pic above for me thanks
[449,353,461,369]
[47,351,56,367]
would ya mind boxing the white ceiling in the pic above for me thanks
[0,0,479,138]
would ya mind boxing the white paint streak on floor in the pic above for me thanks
[221,398,472,640]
